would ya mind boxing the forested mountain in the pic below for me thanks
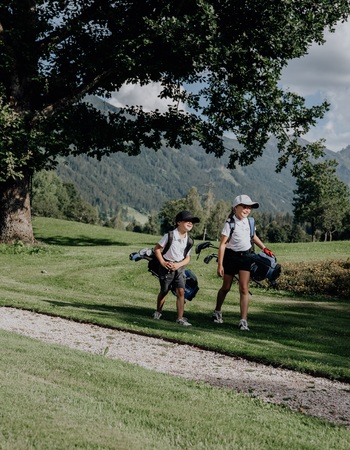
[56,96,350,218]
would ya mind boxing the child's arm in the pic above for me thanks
[217,234,228,278]
[162,255,191,272]
[154,243,177,271]
[154,243,166,267]
[253,233,265,251]
[155,244,191,272]
[253,234,274,256]
[173,255,190,271]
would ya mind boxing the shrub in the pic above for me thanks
[276,260,350,299]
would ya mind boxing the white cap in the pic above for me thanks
[232,194,259,209]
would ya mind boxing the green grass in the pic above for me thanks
[1,330,349,450]
[270,241,350,264]
[1,217,350,448]
[0,217,349,382]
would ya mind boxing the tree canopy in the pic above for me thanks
[1,1,350,242]
[31,170,99,224]
[293,158,350,241]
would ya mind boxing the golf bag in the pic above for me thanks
[250,251,281,284]
[195,241,281,287]
[178,269,199,301]
[147,252,162,277]
[129,248,199,301]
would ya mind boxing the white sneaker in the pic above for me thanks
[153,311,162,319]
[212,310,223,323]
[176,318,192,326]
[238,319,249,331]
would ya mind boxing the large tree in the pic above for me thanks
[1,1,350,242]
[293,159,350,241]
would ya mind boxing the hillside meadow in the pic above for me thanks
[0,217,349,382]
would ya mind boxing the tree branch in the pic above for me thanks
[30,69,115,125]
[37,2,100,50]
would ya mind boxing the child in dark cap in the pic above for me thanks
[153,210,199,326]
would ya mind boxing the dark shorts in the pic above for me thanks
[223,249,252,276]
[159,266,186,293]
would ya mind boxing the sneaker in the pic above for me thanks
[212,310,223,324]
[153,311,162,320]
[176,318,192,326]
[238,319,249,331]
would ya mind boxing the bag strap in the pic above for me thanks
[184,236,194,257]
[161,231,173,256]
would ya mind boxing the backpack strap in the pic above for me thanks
[184,236,194,257]
[248,217,255,243]
[161,231,173,256]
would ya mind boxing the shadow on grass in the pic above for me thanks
[42,298,350,377]
[44,298,347,340]
[37,235,130,247]
[44,299,232,331]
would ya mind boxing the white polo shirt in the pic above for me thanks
[158,229,191,262]
[221,216,252,252]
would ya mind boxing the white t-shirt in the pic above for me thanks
[158,229,191,262]
[221,216,252,252]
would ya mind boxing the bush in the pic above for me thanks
[276,260,350,299]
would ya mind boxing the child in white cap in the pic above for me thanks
[212,195,274,331]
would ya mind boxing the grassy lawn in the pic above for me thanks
[0,217,349,448]
[0,217,349,382]
[1,330,349,450]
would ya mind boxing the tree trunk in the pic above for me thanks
[311,219,315,242]
[0,172,35,244]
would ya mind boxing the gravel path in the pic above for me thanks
[1,306,349,428]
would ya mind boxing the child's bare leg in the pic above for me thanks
[156,291,167,312]
[175,287,185,320]
[215,274,234,311]
[238,270,250,320]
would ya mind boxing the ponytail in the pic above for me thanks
[227,207,235,221]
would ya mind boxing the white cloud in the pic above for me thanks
[281,20,350,151]
[109,82,184,113]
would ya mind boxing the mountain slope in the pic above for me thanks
[56,97,350,216]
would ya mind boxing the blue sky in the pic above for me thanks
[110,20,350,154]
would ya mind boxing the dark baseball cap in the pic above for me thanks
[175,210,200,224]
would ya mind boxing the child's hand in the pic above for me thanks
[169,262,177,271]
[217,265,224,278]
[263,248,274,257]
[164,261,176,271]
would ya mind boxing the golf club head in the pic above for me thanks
[204,254,214,264]
[129,252,142,261]
[195,241,212,254]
